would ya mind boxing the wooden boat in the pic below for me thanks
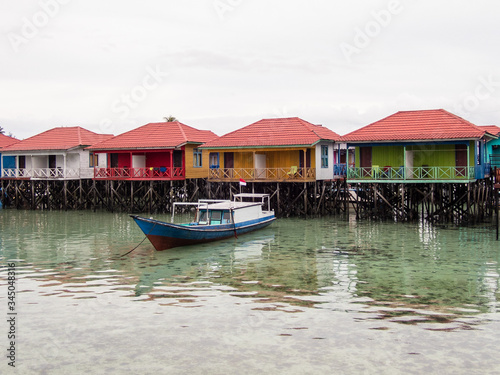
[130,193,276,251]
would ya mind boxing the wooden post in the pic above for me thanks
[79,179,83,209]
[15,181,19,209]
[496,186,499,240]
[343,178,348,215]
[148,181,153,214]
[314,181,317,214]
[401,183,405,220]
[92,180,97,212]
[46,180,50,210]
[130,181,134,212]
[63,180,68,210]
[276,182,280,217]
[0,179,3,208]
[31,180,35,210]
[355,183,359,219]
[170,150,174,178]
[110,181,114,213]
[304,182,307,219]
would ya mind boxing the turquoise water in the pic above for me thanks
[1,210,500,374]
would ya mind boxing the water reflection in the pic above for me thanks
[1,210,499,331]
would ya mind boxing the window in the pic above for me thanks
[89,153,98,167]
[193,148,202,168]
[210,210,222,224]
[198,210,208,224]
[209,152,219,168]
[321,145,329,168]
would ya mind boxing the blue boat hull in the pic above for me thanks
[130,215,276,250]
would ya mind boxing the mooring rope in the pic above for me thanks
[119,220,158,257]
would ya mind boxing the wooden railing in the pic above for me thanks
[1,168,83,179]
[93,167,185,180]
[333,163,347,176]
[347,166,477,181]
[208,167,316,181]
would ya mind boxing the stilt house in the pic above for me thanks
[342,109,497,183]
[0,134,19,174]
[88,121,217,180]
[1,127,113,180]
[480,126,500,170]
[200,117,343,182]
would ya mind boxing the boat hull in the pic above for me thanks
[130,215,275,251]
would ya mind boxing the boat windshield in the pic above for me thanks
[198,210,208,224]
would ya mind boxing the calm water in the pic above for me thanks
[1,209,500,374]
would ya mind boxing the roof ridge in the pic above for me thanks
[175,121,188,141]
[302,120,322,138]
[260,116,300,121]
[77,127,82,145]
[439,109,486,133]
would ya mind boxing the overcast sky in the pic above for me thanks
[1,0,500,140]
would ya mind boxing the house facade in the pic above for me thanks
[0,134,19,174]
[87,121,217,180]
[1,127,113,180]
[480,126,500,170]
[200,117,343,182]
[342,109,496,183]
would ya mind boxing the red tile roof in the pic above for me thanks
[479,125,500,136]
[0,133,19,149]
[343,109,490,142]
[1,127,113,152]
[201,117,341,148]
[88,121,217,151]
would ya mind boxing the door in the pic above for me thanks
[299,149,311,177]
[405,150,414,178]
[339,150,346,164]
[360,147,372,176]
[299,150,311,168]
[110,153,119,168]
[173,150,183,168]
[48,155,58,177]
[455,144,467,177]
[49,155,57,169]
[224,152,234,168]
[18,155,26,169]
[254,153,266,179]
[224,152,234,178]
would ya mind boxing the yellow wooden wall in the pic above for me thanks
[207,148,316,169]
[184,144,211,178]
